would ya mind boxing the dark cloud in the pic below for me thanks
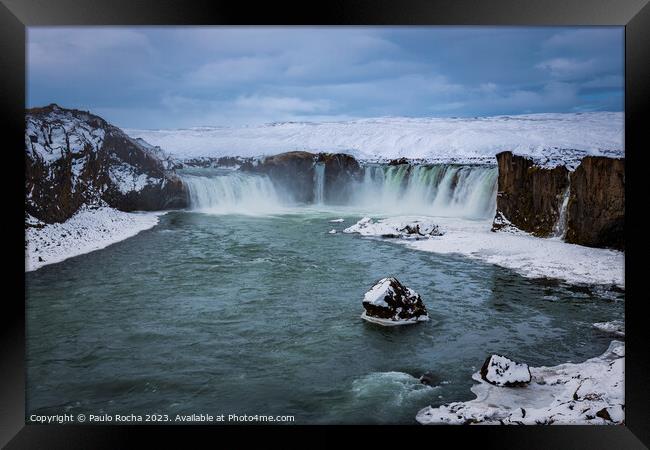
[27,26,623,128]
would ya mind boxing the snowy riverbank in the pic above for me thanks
[416,340,624,425]
[26,206,162,271]
[343,216,624,288]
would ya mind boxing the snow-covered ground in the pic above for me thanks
[416,340,624,425]
[344,217,443,239]
[125,112,623,167]
[343,216,624,288]
[25,206,161,271]
[593,320,625,337]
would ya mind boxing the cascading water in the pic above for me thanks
[181,168,284,215]
[352,164,498,219]
[313,163,325,204]
[552,186,571,239]
[179,164,498,219]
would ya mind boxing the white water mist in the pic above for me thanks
[180,164,498,219]
[182,171,284,215]
[314,163,325,205]
[352,164,498,219]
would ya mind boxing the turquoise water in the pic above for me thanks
[26,210,623,424]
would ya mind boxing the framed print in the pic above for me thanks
[1,0,648,447]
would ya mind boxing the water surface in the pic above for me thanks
[26,211,623,424]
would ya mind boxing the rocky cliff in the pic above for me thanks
[25,104,188,224]
[492,151,570,237]
[241,150,361,203]
[565,157,624,250]
[316,152,363,204]
[492,151,624,250]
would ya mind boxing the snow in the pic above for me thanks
[416,341,625,425]
[363,277,394,307]
[593,320,625,337]
[360,311,429,326]
[25,205,161,271]
[344,217,443,239]
[108,163,160,194]
[26,107,172,200]
[344,216,624,288]
[491,212,529,236]
[26,111,105,165]
[125,112,623,167]
[482,355,531,387]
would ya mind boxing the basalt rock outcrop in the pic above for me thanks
[361,277,429,326]
[241,151,362,203]
[480,355,531,387]
[25,104,188,224]
[316,152,363,204]
[241,151,316,202]
[565,157,624,250]
[492,151,569,237]
[492,151,624,250]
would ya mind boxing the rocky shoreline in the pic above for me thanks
[416,341,625,425]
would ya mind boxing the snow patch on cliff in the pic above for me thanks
[108,163,161,194]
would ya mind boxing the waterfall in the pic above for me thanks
[314,163,325,204]
[179,164,498,219]
[352,164,498,219]
[181,169,283,215]
[552,186,571,239]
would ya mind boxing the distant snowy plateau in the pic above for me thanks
[126,112,624,169]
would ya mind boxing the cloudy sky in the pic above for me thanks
[27,26,624,129]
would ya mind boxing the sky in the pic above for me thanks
[27,26,624,129]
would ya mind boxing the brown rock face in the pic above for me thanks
[493,151,569,237]
[317,153,362,204]
[242,151,362,204]
[25,104,188,224]
[242,151,316,203]
[361,277,429,324]
[565,157,624,250]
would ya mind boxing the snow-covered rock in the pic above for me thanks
[480,355,531,387]
[491,211,528,235]
[416,341,625,425]
[361,277,429,326]
[344,217,443,239]
[328,229,337,234]
[25,104,187,225]
[592,320,625,337]
[125,112,623,166]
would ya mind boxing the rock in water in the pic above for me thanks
[419,372,438,386]
[480,355,531,387]
[361,277,429,326]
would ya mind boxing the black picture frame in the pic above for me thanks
[1,0,648,447]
